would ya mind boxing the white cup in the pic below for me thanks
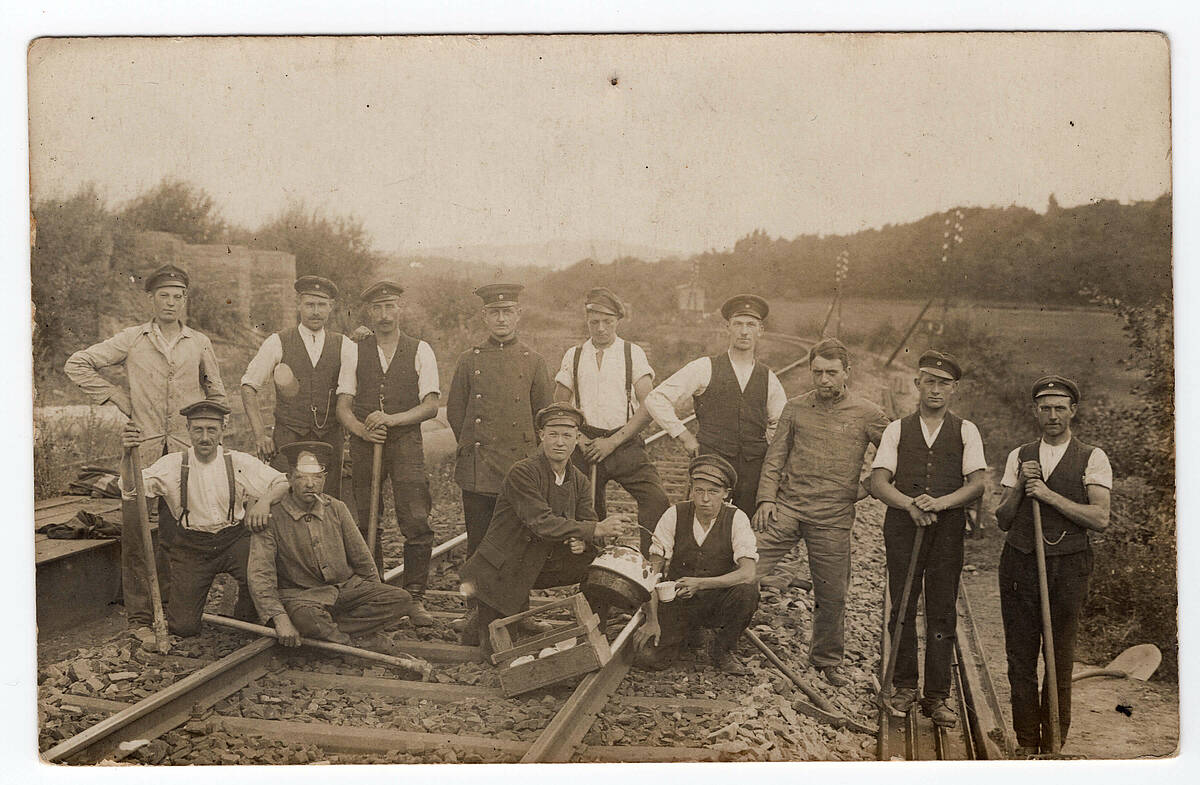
[655,581,677,602]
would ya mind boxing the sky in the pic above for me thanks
[28,33,1170,260]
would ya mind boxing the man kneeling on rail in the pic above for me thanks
[634,454,759,675]
[120,401,289,637]
[247,441,420,654]
[458,402,626,655]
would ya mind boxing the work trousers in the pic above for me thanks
[462,490,498,557]
[883,508,966,700]
[271,423,344,499]
[755,507,853,668]
[656,583,759,654]
[571,439,670,555]
[285,575,415,641]
[161,514,255,637]
[999,543,1092,751]
[121,496,172,626]
[349,435,434,592]
[475,548,596,655]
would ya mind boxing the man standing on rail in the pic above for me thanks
[65,264,227,632]
[247,441,418,654]
[994,375,1112,756]
[752,338,890,687]
[241,275,353,498]
[335,281,439,628]
[119,400,289,636]
[458,403,626,654]
[869,350,987,725]
[553,287,669,555]
[634,454,759,675]
[643,294,786,517]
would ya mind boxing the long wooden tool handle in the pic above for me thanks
[881,524,926,697]
[745,629,834,713]
[128,445,169,654]
[366,442,383,554]
[1032,500,1062,754]
[201,613,431,680]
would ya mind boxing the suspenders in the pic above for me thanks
[178,449,237,530]
[571,339,634,423]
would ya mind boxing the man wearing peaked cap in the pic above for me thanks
[335,278,440,627]
[241,274,354,500]
[535,401,586,429]
[644,293,785,517]
[474,282,524,306]
[247,440,423,653]
[118,397,289,638]
[870,348,987,724]
[636,452,760,675]
[994,374,1111,755]
[554,287,669,556]
[66,262,227,633]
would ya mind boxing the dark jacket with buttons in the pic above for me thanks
[446,336,553,495]
[459,453,598,615]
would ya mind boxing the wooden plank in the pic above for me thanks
[391,640,481,663]
[217,716,529,758]
[43,637,276,763]
[955,589,1008,760]
[581,745,719,762]
[35,537,119,565]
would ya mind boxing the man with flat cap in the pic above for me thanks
[66,263,227,632]
[554,287,669,555]
[458,403,626,652]
[248,441,420,654]
[447,283,553,555]
[335,280,440,627]
[242,275,353,498]
[994,375,1112,756]
[119,400,289,636]
[869,350,987,724]
[644,294,786,517]
[634,454,759,675]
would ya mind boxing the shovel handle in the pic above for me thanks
[127,445,170,653]
[1032,500,1062,754]
[366,442,384,555]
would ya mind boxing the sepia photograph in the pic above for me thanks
[23,29,1176,769]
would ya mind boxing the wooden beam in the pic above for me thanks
[218,716,528,758]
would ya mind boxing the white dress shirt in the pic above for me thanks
[872,415,988,476]
[554,338,654,430]
[1000,440,1113,489]
[240,325,356,390]
[336,338,441,401]
[642,353,786,441]
[649,504,759,564]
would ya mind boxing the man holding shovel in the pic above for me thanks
[869,350,987,726]
[336,281,440,627]
[995,375,1112,756]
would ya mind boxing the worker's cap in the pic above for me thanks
[295,275,339,300]
[144,264,190,292]
[474,283,524,308]
[179,400,231,422]
[720,294,769,322]
[535,402,585,430]
[278,441,334,474]
[1032,375,1081,404]
[918,349,962,381]
[584,287,625,319]
[360,280,404,303]
[689,454,738,490]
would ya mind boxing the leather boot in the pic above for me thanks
[405,591,437,628]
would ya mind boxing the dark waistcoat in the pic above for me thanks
[694,354,768,462]
[893,411,965,498]
[1007,438,1095,555]
[666,501,737,580]
[352,333,423,442]
[275,327,342,433]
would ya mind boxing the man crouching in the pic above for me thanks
[635,454,759,675]
[248,441,418,655]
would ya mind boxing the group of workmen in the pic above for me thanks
[64,263,1112,757]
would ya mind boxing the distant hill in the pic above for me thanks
[395,239,684,270]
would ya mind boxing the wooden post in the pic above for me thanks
[885,297,937,368]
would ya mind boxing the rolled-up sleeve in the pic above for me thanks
[198,335,227,407]
[554,346,577,391]
[730,509,759,562]
[648,506,678,561]
[644,357,710,438]
[248,527,286,621]
[63,328,138,405]
[757,401,794,504]
[415,340,441,400]
[240,333,283,391]
[961,420,988,475]
[870,419,903,474]
[233,453,287,499]
[336,337,359,397]
[765,371,787,443]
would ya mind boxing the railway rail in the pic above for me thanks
[39,331,1009,764]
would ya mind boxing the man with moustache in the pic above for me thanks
[869,351,987,724]
[336,281,440,627]
[248,441,418,653]
[994,376,1112,756]
[241,275,353,498]
[553,287,669,555]
[119,401,288,637]
[66,264,227,632]
[643,294,787,517]
[753,338,890,687]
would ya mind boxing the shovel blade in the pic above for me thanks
[1106,644,1162,681]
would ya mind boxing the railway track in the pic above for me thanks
[39,331,1008,764]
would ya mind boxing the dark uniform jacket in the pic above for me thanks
[447,336,553,495]
[460,453,599,615]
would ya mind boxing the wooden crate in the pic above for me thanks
[489,594,612,697]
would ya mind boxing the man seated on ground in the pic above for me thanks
[247,441,420,655]
[120,401,289,637]
[634,454,759,675]
[458,403,626,654]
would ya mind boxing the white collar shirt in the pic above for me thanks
[554,338,654,430]
[297,324,327,367]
